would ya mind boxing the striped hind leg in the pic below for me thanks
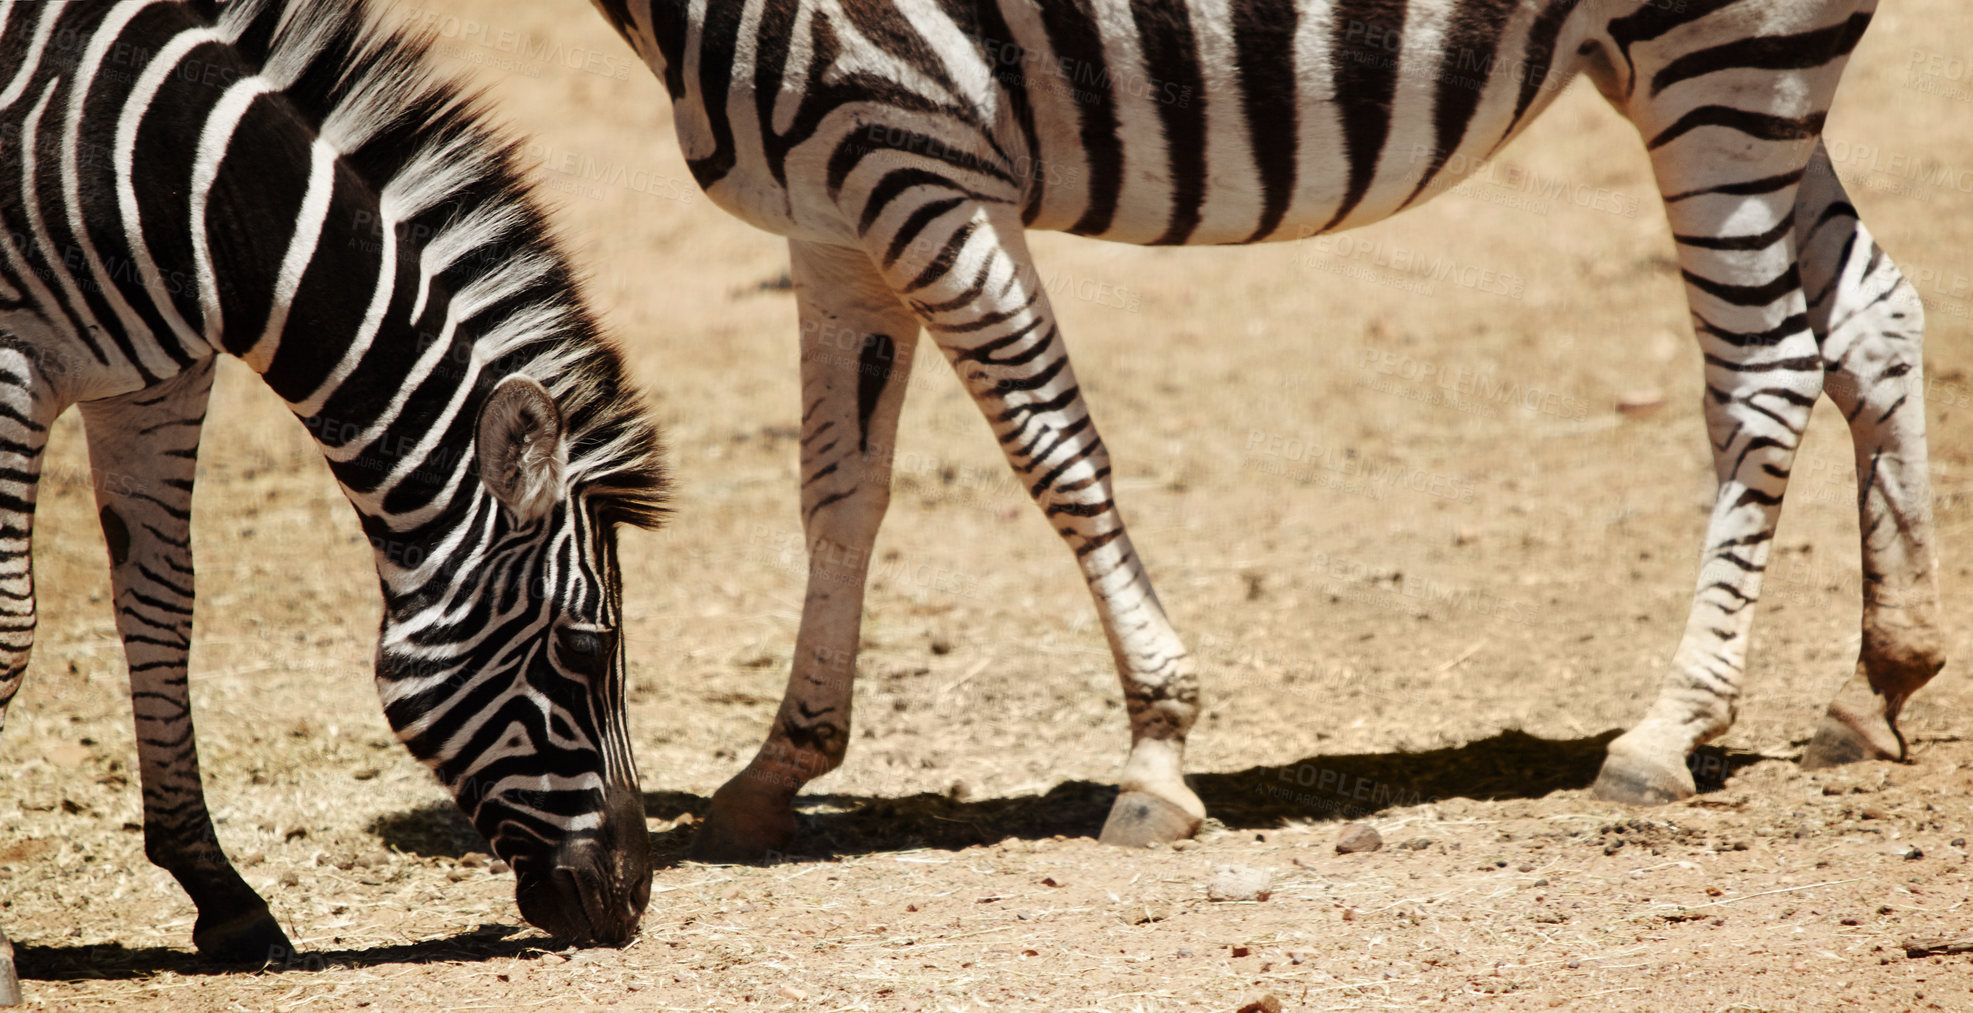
[881,203,1203,846]
[0,346,62,1006]
[1593,142,1828,805]
[689,239,924,862]
[1592,7,1886,801]
[78,359,292,963]
[1791,143,1945,767]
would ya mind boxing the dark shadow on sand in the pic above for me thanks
[370,727,1774,869]
[14,922,559,983]
[32,730,1775,982]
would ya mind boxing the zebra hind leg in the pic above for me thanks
[878,203,1203,846]
[689,239,924,862]
[1593,137,1826,804]
[1791,144,1945,768]
[0,346,61,1004]
[78,360,293,963]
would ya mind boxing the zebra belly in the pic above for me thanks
[1003,0,1591,246]
[0,308,200,405]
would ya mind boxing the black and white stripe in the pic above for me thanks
[0,0,669,979]
[590,0,1943,857]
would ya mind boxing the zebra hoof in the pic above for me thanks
[687,796,797,864]
[1801,710,1902,769]
[1098,791,1201,848]
[0,933,22,1006]
[1590,754,1693,806]
[192,907,292,966]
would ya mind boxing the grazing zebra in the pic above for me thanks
[0,0,668,988]
[588,0,1942,859]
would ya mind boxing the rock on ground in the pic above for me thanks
[1207,864,1272,902]
[1336,823,1384,854]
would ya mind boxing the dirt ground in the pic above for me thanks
[5,0,1973,1009]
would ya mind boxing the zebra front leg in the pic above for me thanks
[1791,145,1945,768]
[0,347,59,1006]
[79,360,292,963]
[1595,170,1824,804]
[884,204,1202,846]
[689,240,923,862]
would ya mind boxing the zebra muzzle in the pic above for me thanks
[510,784,651,946]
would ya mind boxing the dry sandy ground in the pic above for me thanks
[5,0,1973,1009]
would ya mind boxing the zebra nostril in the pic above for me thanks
[504,785,649,945]
[511,841,643,946]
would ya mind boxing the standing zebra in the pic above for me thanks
[0,0,668,990]
[589,0,1942,859]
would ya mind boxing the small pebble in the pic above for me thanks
[778,984,808,1001]
[1207,865,1272,902]
[1172,839,1195,852]
[1336,823,1383,854]
[1234,993,1282,1013]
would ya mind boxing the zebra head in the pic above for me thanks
[374,372,664,946]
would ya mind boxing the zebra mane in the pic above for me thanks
[209,0,669,528]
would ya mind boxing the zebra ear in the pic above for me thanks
[477,375,568,522]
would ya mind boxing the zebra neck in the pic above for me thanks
[203,138,524,565]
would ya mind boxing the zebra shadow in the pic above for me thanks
[12,922,555,983]
[19,731,1769,982]
[370,727,1767,868]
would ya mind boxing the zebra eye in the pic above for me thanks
[555,625,615,674]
